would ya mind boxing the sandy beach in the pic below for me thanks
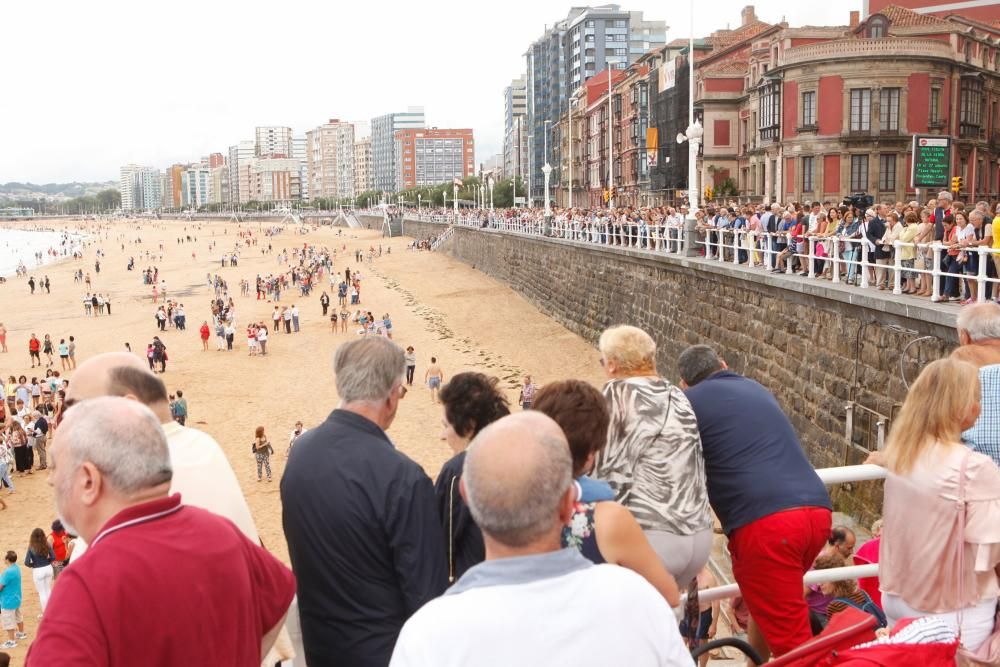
[0,218,606,663]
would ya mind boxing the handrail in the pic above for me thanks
[681,463,887,606]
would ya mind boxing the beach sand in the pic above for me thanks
[0,218,605,663]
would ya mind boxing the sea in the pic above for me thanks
[0,228,87,277]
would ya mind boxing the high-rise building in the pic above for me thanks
[371,107,426,193]
[526,5,666,201]
[395,128,475,190]
[210,166,229,204]
[119,164,163,211]
[208,152,226,168]
[306,119,356,201]
[504,76,529,185]
[247,158,301,203]
[166,164,187,208]
[292,136,309,201]
[181,167,212,208]
[354,137,372,195]
[255,126,293,158]
[228,140,255,204]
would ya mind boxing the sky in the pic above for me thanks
[1,0,851,184]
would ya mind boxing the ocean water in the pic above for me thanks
[0,228,87,277]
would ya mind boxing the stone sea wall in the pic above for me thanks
[397,218,958,524]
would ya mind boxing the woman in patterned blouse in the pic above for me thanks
[592,325,713,588]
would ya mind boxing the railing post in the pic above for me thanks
[732,229,740,265]
[892,239,903,295]
[747,231,756,268]
[931,244,942,302]
[845,403,854,443]
[978,246,988,302]
[860,241,870,289]
[808,237,816,278]
[705,228,714,259]
[832,236,841,284]
[785,232,794,274]
[876,418,886,451]
[718,230,726,263]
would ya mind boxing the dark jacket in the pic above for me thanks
[281,409,447,667]
[434,451,484,582]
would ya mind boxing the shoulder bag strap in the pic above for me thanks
[956,448,972,642]
[448,475,457,584]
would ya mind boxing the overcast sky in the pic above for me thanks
[1,0,852,184]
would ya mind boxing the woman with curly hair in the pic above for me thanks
[434,372,510,582]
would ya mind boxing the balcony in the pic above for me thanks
[959,123,984,140]
[783,37,954,67]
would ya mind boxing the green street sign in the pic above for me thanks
[911,135,951,188]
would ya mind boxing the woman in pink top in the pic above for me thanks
[876,358,1000,653]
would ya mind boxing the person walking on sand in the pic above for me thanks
[320,292,330,316]
[253,426,273,482]
[42,335,54,368]
[199,321,210,351]
[0,323,7,353]
[24,528,55,616]
[404,347,416,386]
[67,336,76,369]
[425,358,444,403]
[0,551,25,649]
[58,339,69,370]
[257,323,269,356]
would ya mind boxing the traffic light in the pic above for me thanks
[952,176,963,193]
[602,189,610,203]
[704,185,714,201]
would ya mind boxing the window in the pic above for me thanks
[869,19,885,39]
[879,88,900,132]
[802,91,816,126]
[802,156,815,191]
[878,154,896,191]
[613,19,626,28]
[960,78,985,138]
[930,87,941,124]
[758,80,781,140]
[851,155,869,191]
[850,89,872,132]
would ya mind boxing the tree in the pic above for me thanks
[96,189,121,210]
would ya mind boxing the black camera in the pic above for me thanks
[842,192,874,210]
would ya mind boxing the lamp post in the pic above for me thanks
[675,7,703,257]
[417,194,421,213]
[569,96,575,209]
[453,184,458,216]
[488,175,495,210]
[542,162,552,217]
[608,67,615,210]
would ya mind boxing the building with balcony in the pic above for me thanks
[255,126,293,158]
[306,119,355,201]
[525,5,667,204]
[228,141,255,205]
[371,108,426,193]
[247,158,301,203]
[504,76,529,186]
[120,164,163,211]
[354,136,372,195]
[732,5,1000,204]
[394,128,475,190]
[181,167,212,208]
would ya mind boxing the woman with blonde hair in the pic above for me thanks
[592,325,712,588]
[875,358,1000,654]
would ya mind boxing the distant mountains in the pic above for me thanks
[0,181,118,201]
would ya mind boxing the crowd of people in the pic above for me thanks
[417,194,1000,306]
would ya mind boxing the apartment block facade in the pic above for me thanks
[354,136,372,194]
[181,167,212,208]
[395,128,475,189]
[504,77,529,184]
[371,107,426,193]
[255,126,293,158]
[119,164,163,211]
[228,141,255,205]
[306,119,355,201]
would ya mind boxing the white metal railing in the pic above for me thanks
[430,226,454,251]
[697,226,1000,303]
[685,463,887,605]
[399,211,690,257]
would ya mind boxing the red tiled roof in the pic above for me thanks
[711,20,772,48]
[703,60,749,76]
[877,5,950,28]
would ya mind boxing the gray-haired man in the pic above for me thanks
[282,336,447,667]
[389,412,692,667]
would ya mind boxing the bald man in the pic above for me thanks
[389,413,693,667]
[64,352,258,554]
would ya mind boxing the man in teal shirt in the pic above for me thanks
[0,550,25,649]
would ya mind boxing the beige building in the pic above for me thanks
[306,119,355,201]
[244,158,301,203]
[210,166,229,205]
[354,137,372,195]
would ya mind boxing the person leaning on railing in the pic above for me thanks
[870,357,1000,659]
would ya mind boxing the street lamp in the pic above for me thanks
[542,163,553,218]
[488,175,495,210]
[675,7,703,257]
[417,194,421,213]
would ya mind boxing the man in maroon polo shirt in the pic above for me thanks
[28,397,295,666]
